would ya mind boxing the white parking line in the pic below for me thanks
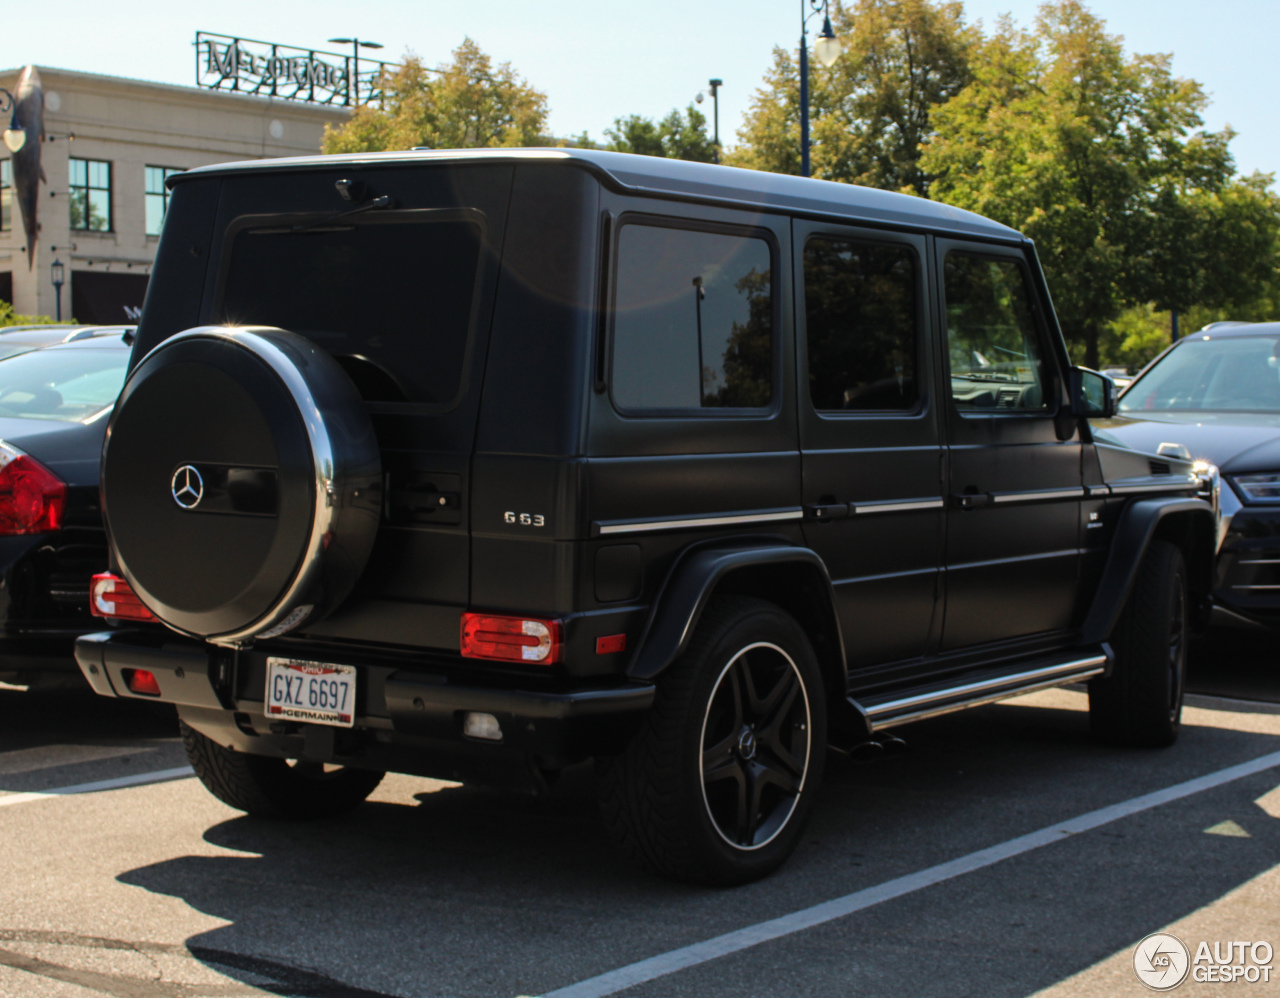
[539,748,1280,998]
[0,766,193,809]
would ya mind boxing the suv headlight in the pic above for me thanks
[1230,473,1280,503]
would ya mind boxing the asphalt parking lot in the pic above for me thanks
[1,633,1277,998]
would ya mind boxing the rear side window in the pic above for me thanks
[218,213,482,406]
[943,253,1050,412]
[611,222,773,412]
[804,237,919,411]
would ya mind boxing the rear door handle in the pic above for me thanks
[951,493,992,509]
[804,503,850,521]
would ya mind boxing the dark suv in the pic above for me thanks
[74,149,1213,884]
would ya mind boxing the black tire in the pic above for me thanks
[597,596,827,885]
[1089,540,1188,747]
[181,720,384,819]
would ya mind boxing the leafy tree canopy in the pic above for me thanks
[322,38,549,153]
[919,1,1280,366]
[729,0,977,194]
[604,106,717,163]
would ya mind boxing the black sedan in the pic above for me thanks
[1097,320,1280,629]
[0,328,133,690]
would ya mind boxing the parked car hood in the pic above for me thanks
[1094,412,1280,474]
[0,415,106,488]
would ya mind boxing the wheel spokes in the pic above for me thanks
[753,754,801,798]
[702,737,740,785]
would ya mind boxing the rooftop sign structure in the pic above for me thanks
[195,32,395,106]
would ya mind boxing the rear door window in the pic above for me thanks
[804,237,920,411]
[217,211,482,406]
[610,221,774,413]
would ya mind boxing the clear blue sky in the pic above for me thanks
[3,1,1276,177]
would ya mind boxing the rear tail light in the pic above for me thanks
[460,613,562,664]
[91,573,157,621]
[0,441,66,535]
[123,668,161,696]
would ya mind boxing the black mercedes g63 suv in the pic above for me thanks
[74,149,1214,885]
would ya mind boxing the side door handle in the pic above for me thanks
[804,503,851,521]
[951,492,992,510]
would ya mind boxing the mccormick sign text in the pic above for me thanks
[195,32,394,106]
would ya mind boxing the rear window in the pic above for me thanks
[217,212,482,406]
[610,222,774,412]
[0,346,129,422]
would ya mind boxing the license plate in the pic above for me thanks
[265,657,356,727]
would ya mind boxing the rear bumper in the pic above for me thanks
[74,631,654,775]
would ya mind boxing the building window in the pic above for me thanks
[1,159,11,233]
[145,166,181,236]
[69,158,112,232]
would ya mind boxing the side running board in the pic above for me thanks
[853,650,1110,732]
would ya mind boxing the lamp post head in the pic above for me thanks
[814,16,842,67]
[51,258,65,287]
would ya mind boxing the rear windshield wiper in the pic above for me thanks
[291,195,398,234]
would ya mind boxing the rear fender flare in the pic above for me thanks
[625,542,847,697]
[1080,496,1215,646]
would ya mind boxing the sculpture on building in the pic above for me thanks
[3,66,45,269]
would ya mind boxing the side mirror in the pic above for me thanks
[1070,366,1116,419]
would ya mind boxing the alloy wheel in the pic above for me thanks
[699,641,812,850]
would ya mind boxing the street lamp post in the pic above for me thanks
[708,79,722,164]
[799,0,843,178]
[50,258,65,322]
[328,37,385,106]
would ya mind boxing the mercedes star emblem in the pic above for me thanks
[171,465,204,510]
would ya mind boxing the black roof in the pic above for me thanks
[176,147,1022,242]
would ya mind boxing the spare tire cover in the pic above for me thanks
[102,326,381,643]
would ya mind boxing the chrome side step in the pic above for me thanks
[855,652,1109,732]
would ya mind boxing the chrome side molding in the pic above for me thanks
[593,507,804,537]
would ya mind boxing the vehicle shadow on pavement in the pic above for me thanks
[117,700,1280,998]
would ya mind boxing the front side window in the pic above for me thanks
[943,253,1049,412]
[804,236,919,411]
[0,159,11,232]
[611,222,773,412]
[69,158,112,232]
[145,166,181,236]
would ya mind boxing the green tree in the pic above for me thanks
[322,38,549,153]
[729,0,977,194]
[920,1,1280,367]
[604,106,717,163]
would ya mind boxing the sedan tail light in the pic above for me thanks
[460,613,562,664]
[91,573,157,621]
[0,441,66,535]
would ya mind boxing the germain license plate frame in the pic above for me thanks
[265,657,357,727]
